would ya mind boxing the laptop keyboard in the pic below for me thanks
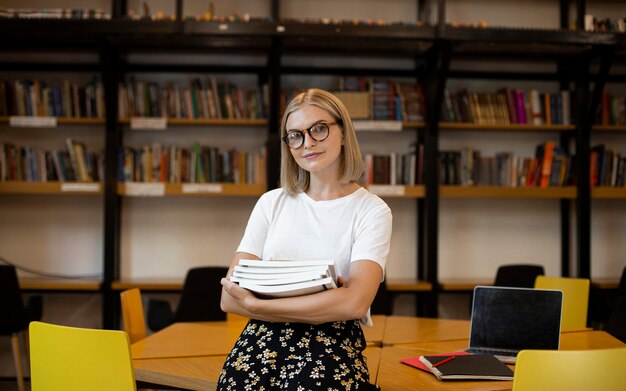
[467,347,518,357]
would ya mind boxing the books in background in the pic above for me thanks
[118,76,268,120]
[0,79,105,118]
[414,354,514,381]
[439,140,573,188]
[280,76,425,123]
[590,144,626,187]
[441,88,572,126]
[363,141,423,186]
[118,143,266,185]
[231,259,337,298]
[596,92,626,126]
[0,138,103,182]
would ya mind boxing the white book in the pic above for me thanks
[238,276,337,298]
[238,259,336,281]
[233,265,328,275]
[234,259,338,298]
[231,271,326,286]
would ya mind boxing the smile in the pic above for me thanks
[304,152,323,159]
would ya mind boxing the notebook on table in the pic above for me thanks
[467,285,563,364]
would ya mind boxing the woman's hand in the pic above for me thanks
[221,277,257,313]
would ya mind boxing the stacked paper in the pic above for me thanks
[231,259,337,298]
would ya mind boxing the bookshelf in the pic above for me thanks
[1,0,625,328]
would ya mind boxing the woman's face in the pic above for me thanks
[285,104,343,178]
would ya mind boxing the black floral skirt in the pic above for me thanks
[217,319,378,391]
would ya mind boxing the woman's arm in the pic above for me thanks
[220,259,382,324]
[220,252,260,318]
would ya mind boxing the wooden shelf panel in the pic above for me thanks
[0,181,103,195]
[439,122,575,132]
[440,186,577,199]
[0,116,105,125]
[365,185,425,198]
[387,278,432,292]
[439,279,493,291]
[19,278,102,291]
[118,182,266,197]
[119,118,268,126]
[592,125,626,132]
[592,187,626,199]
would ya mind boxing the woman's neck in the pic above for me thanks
[306,179,359,201]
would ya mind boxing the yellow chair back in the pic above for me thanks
[512,347,626,391]
[535,275,590,331]
[29,321,136,391]
[121,288,147,343]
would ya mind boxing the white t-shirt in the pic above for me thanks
[236,186,393,325]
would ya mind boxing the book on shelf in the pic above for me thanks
[411,353,514,381]
[232,259,337,298]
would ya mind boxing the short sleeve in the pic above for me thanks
[236,192,273,258]
[350,200,392,280]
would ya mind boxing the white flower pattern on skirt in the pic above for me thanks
[217,319,378,391]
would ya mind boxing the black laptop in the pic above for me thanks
[467,286,563,364]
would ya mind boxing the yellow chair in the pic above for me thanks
[535,275,590,331]
[121,288,147,344]
[29,321,136,391]
[512,347,626,391]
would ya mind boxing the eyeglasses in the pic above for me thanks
[281,122,337,149]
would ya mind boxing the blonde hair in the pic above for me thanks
[279,88,363,194]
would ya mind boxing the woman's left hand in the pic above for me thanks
[221,277,257,312]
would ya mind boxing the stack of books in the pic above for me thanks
[231,259,337,298]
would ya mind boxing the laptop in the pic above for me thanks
[467,286,563,364]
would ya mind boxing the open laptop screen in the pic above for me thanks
[469,286,563,353]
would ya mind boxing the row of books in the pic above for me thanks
[0,79,105,118]
[362,144,424,186]
[596,92,626,126]
[338,76,426,122]
[0,8,109,19]
[119,143,266,185]
[439,141,573,188]
[584,15,626,33]
[118,78,268,120]
[441,88,572,125]
[0,139,103,182]
[591,145,626,187]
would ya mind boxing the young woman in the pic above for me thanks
[218,88,392,390]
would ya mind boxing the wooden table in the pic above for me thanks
[382,316,471,345]
[376,331,624,390]
[132,317,624,391]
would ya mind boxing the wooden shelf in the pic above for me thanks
[118,182,266,197]
[592,187,626,199]
[439,122,575,132]
[592,125,626,132]
[387,278,432,292]
[439,279,493,291]
[0,116,105,125]
[591,278,620,290]
[119,118,268,126]
[365,185,425,198]
[19,277,102,291]
[111,278,183,291]
[0,181,103,195]
[440,185,577,199]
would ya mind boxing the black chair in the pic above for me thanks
[0,265,43,391]
[469,264,545,317]
[370,281,393,316]
[148,266,228,331]
[494,264,545,287]
[589,266,626,327]
[604,295,626,343]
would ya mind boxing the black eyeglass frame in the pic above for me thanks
[281,121,339,149]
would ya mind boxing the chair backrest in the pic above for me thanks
[175,266,229,322]
[120,288,147,344]
[512,347,626,391]
[0,265,28,334]
[605,295,626,343]
[29,321,136,391]
[618,266,626,296]
[494,264,545,288]
[534,275,590,331]
[370,281,393,315]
